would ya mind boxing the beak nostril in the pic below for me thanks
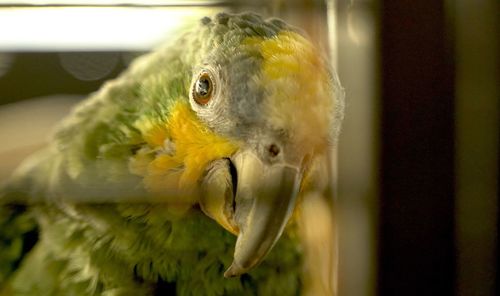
[268,144,280,157]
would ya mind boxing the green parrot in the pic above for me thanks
[0,12,344,295]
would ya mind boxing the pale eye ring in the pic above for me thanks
[192,70,214,105]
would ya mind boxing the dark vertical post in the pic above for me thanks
[379,1,455,295]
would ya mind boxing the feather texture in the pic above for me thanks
[0,12,343,295]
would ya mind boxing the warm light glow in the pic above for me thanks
[0,7,218,51]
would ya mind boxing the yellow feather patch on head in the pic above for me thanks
[245,31,334,155]
[132,101,239,203]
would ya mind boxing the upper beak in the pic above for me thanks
[223,149,302,277]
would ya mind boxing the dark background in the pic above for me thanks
[0,52,132,105]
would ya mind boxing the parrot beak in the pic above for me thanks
[223,149,302,277]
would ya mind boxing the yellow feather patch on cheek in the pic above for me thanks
[132,101,239,202]
[134,117,169,148]
[167,102,239,188]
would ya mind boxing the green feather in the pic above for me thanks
[1,12,306,295]
[5,205,301,295]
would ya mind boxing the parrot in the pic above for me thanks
[0,12,344,296]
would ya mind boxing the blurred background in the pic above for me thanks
[0,0,498,295]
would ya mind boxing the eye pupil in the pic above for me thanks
[196,77,210,97]
[193,72,213,105]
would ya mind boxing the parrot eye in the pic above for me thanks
[192,71,214,105]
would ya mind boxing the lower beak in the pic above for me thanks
[224,150,301,277]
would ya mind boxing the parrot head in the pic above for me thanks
[130,12,344,278]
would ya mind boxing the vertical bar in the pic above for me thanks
[326,1,340,293]
[326,0,338,68]
[379,0,455,295]
[454,0,499,295]
[335,1,379,296]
